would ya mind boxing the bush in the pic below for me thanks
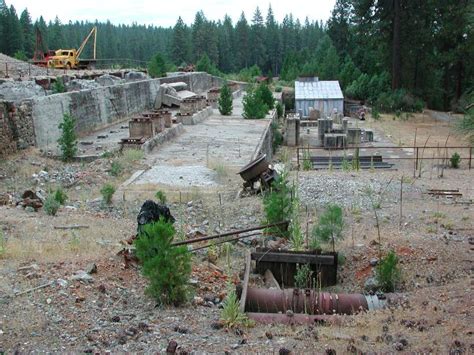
[271,121,283,152]
[255,83,275,109]
[134,219,191,306]
[289,194,304,251]
[110,161,123,176]
[456,92,474,144]
[372,107,381,120]
[57,113,77,162]
[275,86,283,93]
[218,82,233,115]
[263,170,292,238]
[196,54,220,76]
[312,204,344,252]
[122,149,144,162]
[242,89,268,119]
[53,188,68,205]
[375,89,424,113]
[52,78,65,94]
[302,149,312,171]
[450,152,461,168]
[237,65,261,82]
[155,190,167,204]
[100,183,116,205]
[44,195,60,216]
[376,251,401,292]
[276,102,283,118]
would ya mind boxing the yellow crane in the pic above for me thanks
[48,26,97,70]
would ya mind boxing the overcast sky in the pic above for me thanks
[9,0,335,27]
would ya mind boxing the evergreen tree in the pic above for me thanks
[19,9,34,57]
[266,5,281,74]
[250,7,266,70]
[171,17,190,65]
[242,87,269,119]
[148,52,167,78]
[218,82,233,115]
[235,12,249,68]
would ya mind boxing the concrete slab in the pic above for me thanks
[134,96,270,187]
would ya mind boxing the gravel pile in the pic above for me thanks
[298,172,420,209]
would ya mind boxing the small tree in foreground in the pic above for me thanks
[100,183,116,205]
[312,204,344,252]
[376,250,401,292]
[218,82,233,115]
[263,169,292,238]
[57,113,77,162]
[134,219,191,306]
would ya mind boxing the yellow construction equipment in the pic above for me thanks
[48,27,97,69]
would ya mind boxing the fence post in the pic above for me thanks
[296,147,300,170]
[469,147,472,170]
[5,63,8,77]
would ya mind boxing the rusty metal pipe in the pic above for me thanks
[245,288,388,315]
[172,221,288,246]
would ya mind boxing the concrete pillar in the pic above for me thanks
[286,115,300,147]
[347,128,362,145]
[342,118,349,133]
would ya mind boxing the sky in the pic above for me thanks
[9,0,336,27]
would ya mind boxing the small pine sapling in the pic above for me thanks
[57,113,77,162]
[312,204,344,253]
[218,82,233,115]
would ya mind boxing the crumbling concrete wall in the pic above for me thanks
[33,79,161,148]
[251,109,278,161]
[0,100,35,156]
[160,72,224,93]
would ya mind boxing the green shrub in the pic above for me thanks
[375,89,424,113]
[276,102,283,118]
[0,230,6,257]
[274,86,283,93]
[218,82,233,115]
[372,107,380,120]
[375,251,401,292]
[456,92,474,144]
[255,83,275,109]
[450,152,461,168]
[352,148,360,171]
[52,78,65,94]
[237,65,261,82]
[43,195,60,216]
[271,121,283,152]
[196,53,220,76]
[242,89,268,119]
[100,183,116,205]
[341,155,351,171]
[57,113,77,162]
[53,188,68,205]
[14,50,28,61]
[110,161,123,176]
[294,263,314,289]
[134,219,191,306]
[302,149,312,171]
[122,149,144,162]
[312,204,344,252]
[289,194,304,251]
[263,170,292,238]
[155,190,167,204]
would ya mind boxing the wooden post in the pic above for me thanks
[297,147,300,170]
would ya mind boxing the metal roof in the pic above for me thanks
[295,80,344,100]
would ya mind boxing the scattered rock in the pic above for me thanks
[279,348,292,355]
[111,315,121,323]
[70,270,94,283]
[364,277,378,292]
[173,326,189,334]
[210,321,224,330]
[369,257,379,266]
[265,331,273,339]
[85,263,97,274]
[166,340,178,354]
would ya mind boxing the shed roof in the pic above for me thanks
[295,80,343,100]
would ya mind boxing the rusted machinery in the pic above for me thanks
[237,154,278,193]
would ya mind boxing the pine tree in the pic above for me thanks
[235,12,249,68]
[218,82,233,115]
[242,87,268,119]
[250,7,266,70]
[19,9,33,57]
[171,17,191,65]
[148,52,167,78]
[58,113,77,162]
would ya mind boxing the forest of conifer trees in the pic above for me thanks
[0,0,472,111]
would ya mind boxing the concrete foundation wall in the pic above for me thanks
[160,72,224,93]
[0,100,35,156]
[33,79,161,148]
[251,109,278,161]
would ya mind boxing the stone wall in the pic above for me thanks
[32,79,161,149]
[251,109,278,161]
[0,100,35,156]
[160,72,224,93]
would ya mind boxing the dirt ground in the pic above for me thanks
[0,113,473,353]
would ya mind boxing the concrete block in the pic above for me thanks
[347,128,362,145]
[324,133,346,149]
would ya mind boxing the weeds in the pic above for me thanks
[450,152,460,168]
[122,148,144,162]
[289,192,304,251]
[294,263,314,289]
[43,195,60,216]
[0,230,5,257]
[100,184,116,205]
[134,219,191,306]
[109,161,123,176]
[52,187,68,205]
[376,250,401,292]
[155,190,167,204]
[352,148,360,171]
[302,148,312,171]
[341,155,351,171]
[220,283,253,328]
[263,168,292,238]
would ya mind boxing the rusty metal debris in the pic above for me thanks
[244,288,391,315]
[425,189,462,197]
[17,189,44,210]
[238,154,278,194]
[246,312,343,326]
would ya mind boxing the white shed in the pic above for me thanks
[295,77,344,118]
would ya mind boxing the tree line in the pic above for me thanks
[0,0,472,111]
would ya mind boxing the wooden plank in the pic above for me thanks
[239,250,251,313]
[251,252,334,265]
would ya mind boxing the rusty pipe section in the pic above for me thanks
[245,288,388,315]
[246,312,343,326]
